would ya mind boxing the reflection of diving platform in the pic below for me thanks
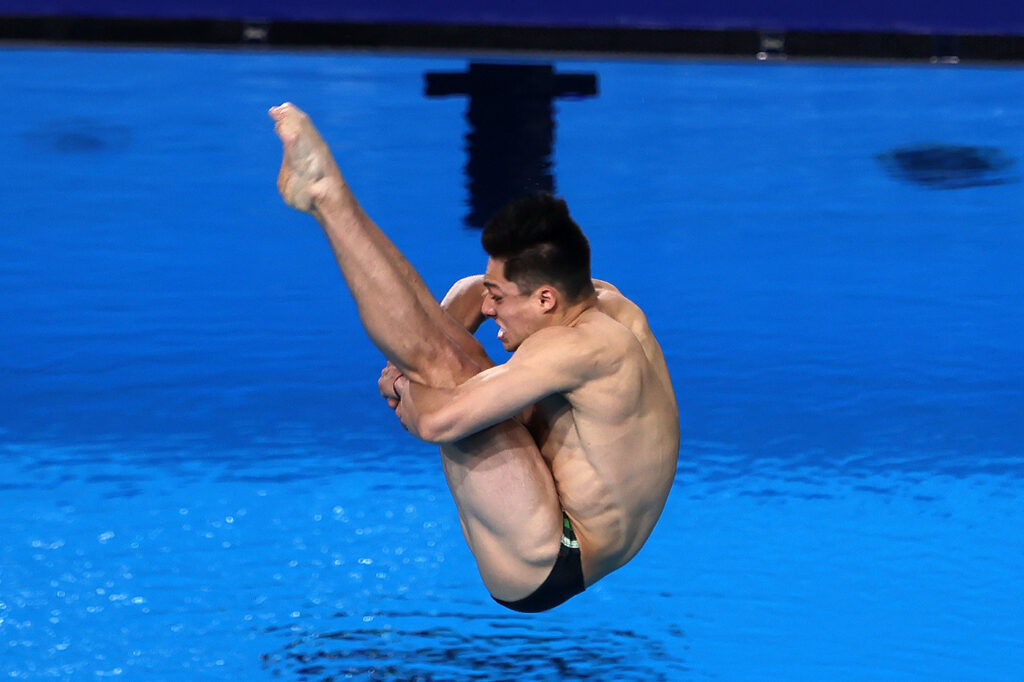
[425,63,598,228]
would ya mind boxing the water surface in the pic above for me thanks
[2,46,1023,680]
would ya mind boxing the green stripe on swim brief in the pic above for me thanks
[561,513,579,549]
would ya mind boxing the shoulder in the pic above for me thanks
[592,278,622,295]
[594,285,653,340]
[440,274,484,302]
[513,313,634,380]
[514,324,595,360]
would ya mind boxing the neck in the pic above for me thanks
[558,292,598,328]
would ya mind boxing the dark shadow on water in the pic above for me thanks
[877,144,1016,189]
[20,117,133,154]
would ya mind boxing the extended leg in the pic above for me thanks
[271,102,479,386]
[271,103,564,601]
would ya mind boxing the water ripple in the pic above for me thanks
[260,609,690,681]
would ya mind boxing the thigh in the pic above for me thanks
[439,419,564,602]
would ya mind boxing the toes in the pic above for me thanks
[270,103,309,144]
[269,103,300,127]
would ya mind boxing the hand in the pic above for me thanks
[394,391,417,436]
[378,362,403,409]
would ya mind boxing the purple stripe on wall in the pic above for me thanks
[3,0,1023,36]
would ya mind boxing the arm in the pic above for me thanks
[393,327,599,443]
[440,274,487,334]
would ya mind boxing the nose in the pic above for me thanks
[481,294,495,317]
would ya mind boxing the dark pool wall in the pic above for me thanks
[4,0,1024,36]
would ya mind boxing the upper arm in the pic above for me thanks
[440,275,486,333]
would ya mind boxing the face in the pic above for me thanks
[481,257,546,351]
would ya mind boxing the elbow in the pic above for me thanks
[416,411,460,445]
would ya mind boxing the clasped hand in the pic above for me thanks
[378,362,403,409]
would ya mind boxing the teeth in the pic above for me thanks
[497,328,506,340]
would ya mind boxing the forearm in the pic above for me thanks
[394,376,461,444]
[395,359,547,444]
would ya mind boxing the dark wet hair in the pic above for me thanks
[481,193,594,302]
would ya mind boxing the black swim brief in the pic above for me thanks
[493,513,585,613]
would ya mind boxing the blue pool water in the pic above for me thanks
[2,46,1023,680]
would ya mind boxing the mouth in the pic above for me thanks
[496,326,506,341]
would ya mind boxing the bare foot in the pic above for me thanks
[269,103,344,214]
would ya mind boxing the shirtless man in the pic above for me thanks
[270,102,679,612]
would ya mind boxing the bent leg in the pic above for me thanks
[438,422,564,602]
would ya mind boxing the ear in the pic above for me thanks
[535,285,559,313]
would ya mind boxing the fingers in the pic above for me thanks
[379,380,398,400]
[395,400,411,431]
[378,363,402,401]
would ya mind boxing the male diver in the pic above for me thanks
[270,102,679,612]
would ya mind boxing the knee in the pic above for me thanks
[405,341,487,388]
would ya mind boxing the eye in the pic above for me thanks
[492,296,503,304]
